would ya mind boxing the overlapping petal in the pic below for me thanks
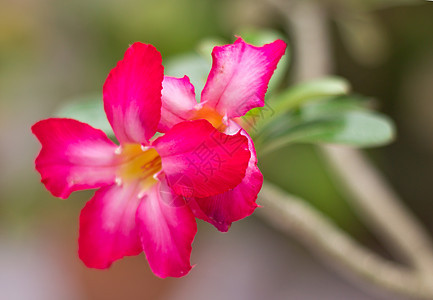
[32,38,284,278]
[153,119,250,198]
[136,179,196,278]
[78,183,143,268]
[32,118,118,199]
[201,38,286,118]
[103,42,164,144]
[189,125,262,231]
[158,76,197,132]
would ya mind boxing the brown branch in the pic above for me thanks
[321,145,433,284]
[257,0,433,298]
[258,181,433,299]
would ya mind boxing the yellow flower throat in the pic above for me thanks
[117,144,162,189]
[192,105,227,132]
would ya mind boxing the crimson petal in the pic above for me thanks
[153,120,250,198]
[32,118,118,199]
[158,76,197,133]
[103,42,164,144]
[201,38,286,118]
[78,183,143,268]
[189,128,262,231]
[136,179,197,278]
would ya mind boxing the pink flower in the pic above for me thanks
[32,43,251,278]
[158,38,287,231]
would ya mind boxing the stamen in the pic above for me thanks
[192,105,227,131]
[153,170,162,180]
[116,145,162,190]
[137,189,146,199]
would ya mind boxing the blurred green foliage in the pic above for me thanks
[53,28,396,238]
[2,0,432,247]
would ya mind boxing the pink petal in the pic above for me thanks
[201,38,286,118]
[103,42,164,144]
[78,183,143,269]
[153,119,250,198]
[32,118,118,199]
[189,126,262,232]
[158,76,197,133]
[136,179,197,278]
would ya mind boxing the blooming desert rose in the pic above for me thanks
[32,43,250,278]
[158,38,286,231]
[32,38,286,278]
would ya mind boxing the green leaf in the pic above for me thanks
[254,77,351,134]
[259,110,395,155]
[273,77,351,113]
[301,95,371,119]
[55,94,114,137]
[301,111,394,145]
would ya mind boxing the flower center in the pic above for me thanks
[192,105,226,131]
[117,144,162,189]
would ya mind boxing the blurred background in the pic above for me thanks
[1,0,433,299]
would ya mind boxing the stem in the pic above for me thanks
[258,0,433,298]
[258,181,433,299]
[321,145,433,282]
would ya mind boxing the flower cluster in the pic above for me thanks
[32,38,286,278]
